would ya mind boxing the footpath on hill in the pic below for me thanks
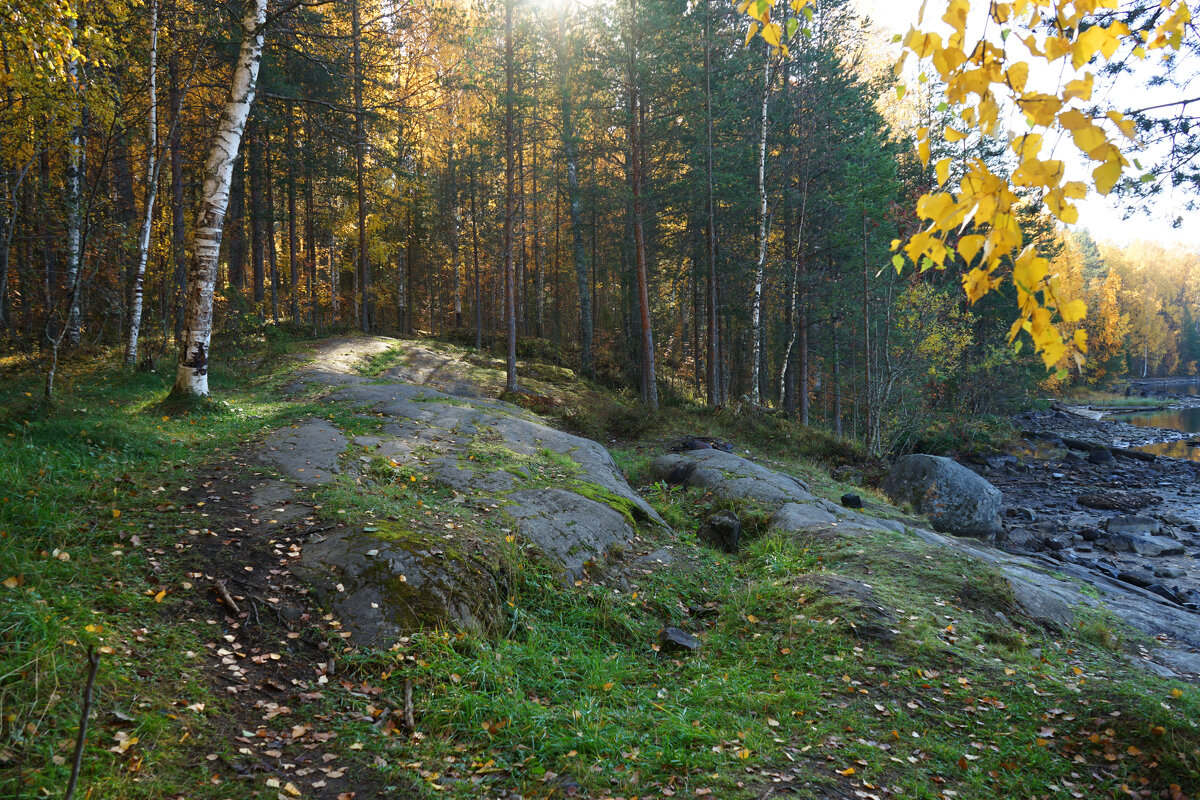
[4,333,1199,800]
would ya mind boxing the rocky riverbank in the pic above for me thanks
[947,408,1200,668]
[1014,407,1195,450]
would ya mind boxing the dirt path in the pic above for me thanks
[168,459,415,799]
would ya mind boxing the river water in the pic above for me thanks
[1117,381,1200,460]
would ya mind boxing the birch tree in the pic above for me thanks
[124,0,160,366]
[62,10,84,347]
[748,45,773,406]
[171,0,268,398]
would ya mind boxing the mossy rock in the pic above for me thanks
[293,525,504,645]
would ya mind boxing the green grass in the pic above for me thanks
[3,332,1199,800]
[325,524,1200,799]
[0,335,329,798]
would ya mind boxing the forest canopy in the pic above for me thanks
[2,0,1198,450]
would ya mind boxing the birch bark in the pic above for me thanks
[749,48,772,406]
[171,0,267,397]
[125,0,160,365]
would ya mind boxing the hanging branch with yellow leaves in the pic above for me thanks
[739,0,817,56]
[744,0,1194,372]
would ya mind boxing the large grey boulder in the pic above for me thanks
[881,454,1001,538]
[648,449,814,506]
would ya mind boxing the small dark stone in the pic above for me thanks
[658,627,701,653]
[840,493,863,509]
[696,510,741,554]
[1078,526,1101,541]
[1088,448,1113,464]
[1042,536,1068,551]
[1004,506,1037,522]
[683,437,713,451]
[1155,566,1186,579]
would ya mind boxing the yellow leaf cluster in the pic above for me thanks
[895,0,1191,370]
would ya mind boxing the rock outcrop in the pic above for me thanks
[265,338,669,644]
[649,449,814,506]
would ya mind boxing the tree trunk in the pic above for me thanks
[249,121,265,304]
[532,133,543,338]
[627,0,657,408]
[304,111,316,328]
[125,0,160,365]
[703,0,721,406]
[749,48,772,406]
[169,46,187,339]
[352,0,370,331]
[556,5,592,376]
[171,0,268,397]
[503,0,518,392]
[265,135,278,323]
[448,121,462,329]
[862,207,873,453]
[63,13,85,347]
[470,157,482,350]
[286,103,299,322]
[833,318,842,437]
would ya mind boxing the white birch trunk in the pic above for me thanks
[125,0,159,366]
[749,51,772,405]
[171,0,267,396]
[63,12,84,347]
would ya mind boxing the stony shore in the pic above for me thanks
[955,408,1200,665]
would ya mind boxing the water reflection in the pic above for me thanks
[1118,406,1200,461]
[1130,380,1200,396]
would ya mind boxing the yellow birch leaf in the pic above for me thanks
[762,22,781,48]
[1107,110,1137,140]
[1074,328,1088,353]
[1063,180,1088,199]
[1093,159,1123,194]
[963,267,994,303]
[1045,35,1072,62]
[935,157,951,187]
[1071,125,1108,158]
[1058,108,1090,130]
[944,126,968,143]
[745,22,759,46]
[1063,73,1094,101]
[1005,61,1029,92]
[1011,132,1043,160]
[941,0,969,36]
[957,234,984,266]
[1072,26,1120,69]
[1019,93,1063,126]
